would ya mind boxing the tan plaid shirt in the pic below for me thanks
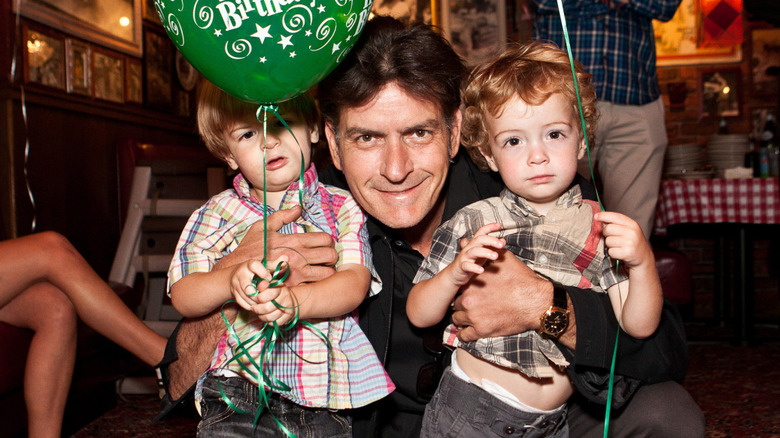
[415,186,626,378]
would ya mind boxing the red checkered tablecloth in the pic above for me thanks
[654,177,780,235]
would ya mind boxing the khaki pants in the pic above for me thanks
[579,98,667,239]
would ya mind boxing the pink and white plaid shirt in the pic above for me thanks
[168,165,393,410]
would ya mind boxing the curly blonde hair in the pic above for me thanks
[461,41,598,170]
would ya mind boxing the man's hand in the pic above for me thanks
[451,249,575,346]
[215,206,338,286]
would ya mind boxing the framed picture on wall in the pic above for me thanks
[699,68,742,120]
[93,48,125,103]
[142,0,162,26]
[144,28,173,109]
[13,0,142,56]
[438,0,506,66]
[653,0,742,66]
[23,24,65,90]
[372,0,432,25]
[65,39,91,95]
[751,28,780,97]
[125,57,143,104]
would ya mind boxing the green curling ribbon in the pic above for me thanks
[215,105,331,437]
[554,1,619,436]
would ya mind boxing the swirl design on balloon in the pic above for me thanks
[310,17,336,52]
[193,0,214,29]
[225,39,252,60]
[172,0,184,12]
[166,13,185,46]
[283,5,312,33]
[345,12,357,31]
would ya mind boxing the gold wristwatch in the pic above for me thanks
[539,282,570,338]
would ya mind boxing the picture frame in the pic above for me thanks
[144,28,173,109]
[23,24,65,90]
[65,39,91,95]
[13,0,142,57]
[371,0,432,25]
[653,0,741,66]
[751,28,780,97]
[142,0,162,26]
[125,57,143,104]
[438,0,506,66]
[93,48,125,103]
[699,68,742,120]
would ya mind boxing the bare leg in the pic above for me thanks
[0,232,165,366]
[0,283,78,438]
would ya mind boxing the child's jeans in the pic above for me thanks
[421,367,568,438]
[197,372,352,437]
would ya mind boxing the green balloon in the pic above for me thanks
[155,0,372,104]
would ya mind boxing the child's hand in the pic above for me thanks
[228,256,291,315]
[595,212,652,269]
[448,223,506,286]
[250,284,296,325]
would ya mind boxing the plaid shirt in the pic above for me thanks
[533,0,681,106]
[414,186,626,379]
[168,165,393,409]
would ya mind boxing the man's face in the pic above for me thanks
[326,83,460,230]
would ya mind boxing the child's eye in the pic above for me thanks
[240,130,256,141]
[548,130,564,140]
[503,137,521,147]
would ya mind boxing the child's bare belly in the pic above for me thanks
[456,347,574,411]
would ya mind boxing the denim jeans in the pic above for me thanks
[421,367,568,438]
[197,373,352,437]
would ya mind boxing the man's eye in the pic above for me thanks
[406,129,433,144]
[358,134,374,143]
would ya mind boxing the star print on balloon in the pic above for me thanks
[155,0,373,104]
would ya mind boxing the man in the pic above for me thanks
[533,0,682,239]
[160,16,704,437]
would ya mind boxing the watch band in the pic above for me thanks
[552,282,567,309]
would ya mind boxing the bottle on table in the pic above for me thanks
[760,113,778,177]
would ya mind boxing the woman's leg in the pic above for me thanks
[0,283,78,438]
[0,232,165,365]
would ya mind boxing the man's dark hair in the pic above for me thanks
[317,16,466,138]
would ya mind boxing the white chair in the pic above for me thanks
[110,142,227,333]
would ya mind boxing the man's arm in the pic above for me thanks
[450,247,688,385]
[451,248,577,348]
[165,207,338,400]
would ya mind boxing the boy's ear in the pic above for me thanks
[577,136,587,160]
[481,147,499,172]
[310,124,320,144]
[324,122,342,171]
[224,153,240,171]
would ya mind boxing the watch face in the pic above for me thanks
[543,310,569,336]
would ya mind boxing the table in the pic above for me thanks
[654,177,780,344]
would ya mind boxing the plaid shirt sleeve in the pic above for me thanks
[332,191,382,296]
[414,210,478,284]
[166,194,253,295]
